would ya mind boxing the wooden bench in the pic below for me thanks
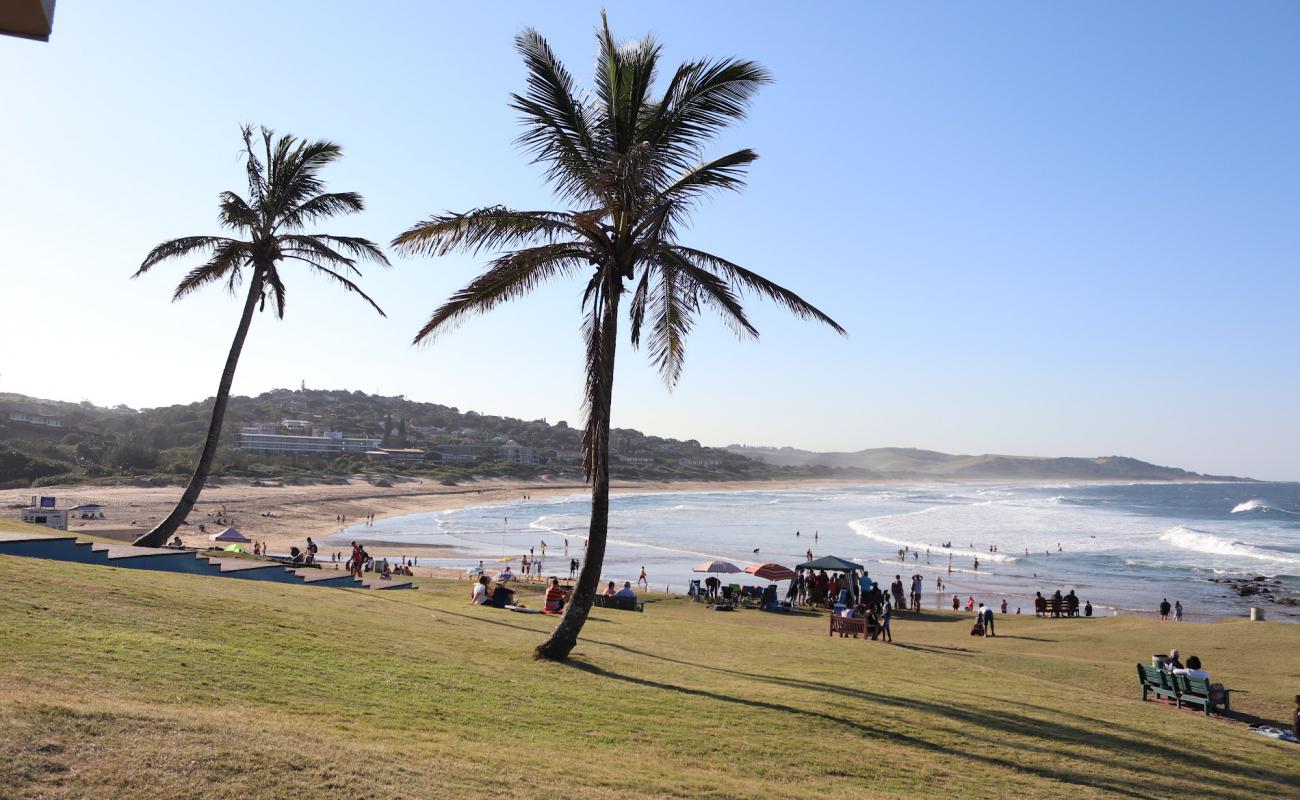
[1137,664,1180,704]
[1173,673,1231,716]
[593,594,644,613]
[830,615,867,638]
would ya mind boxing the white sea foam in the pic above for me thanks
[1230,498,1299,516]
[1158,526,1300,567]
[849,516,1018,563]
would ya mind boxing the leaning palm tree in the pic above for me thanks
[131,126,389,548]
[394,16,844,661]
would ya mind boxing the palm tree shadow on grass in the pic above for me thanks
[561,657,1170,799]
[567,638,1296,795]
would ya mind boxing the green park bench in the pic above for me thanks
[1136,664,1231,716]
[1136,664,1179,704]
[1172,673,1231,716]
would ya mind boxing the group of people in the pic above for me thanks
[1158,598,1185,621]
[783,569,924,614]
[1034,589,1091,618]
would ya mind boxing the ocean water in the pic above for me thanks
[331,482,1300,621]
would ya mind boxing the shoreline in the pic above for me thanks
[5,477,1294,621]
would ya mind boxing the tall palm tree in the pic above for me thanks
[394,16,844,661]
[131,126,389,548]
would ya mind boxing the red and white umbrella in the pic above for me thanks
[745,563,797,581]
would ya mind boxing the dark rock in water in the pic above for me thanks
[1253,576,1266,582]
[1276,597,1299,607]
[1239,585,1259,596]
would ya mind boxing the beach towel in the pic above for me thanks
[1249,726,1299,744]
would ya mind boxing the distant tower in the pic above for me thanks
[300,379,306,391]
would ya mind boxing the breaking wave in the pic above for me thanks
[1158,526,1300,567]
[1230,499,1299,516]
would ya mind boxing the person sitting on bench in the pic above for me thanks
[615,581,637,600]
[603,580,617,597]
[545,577,568,612]
[1172,656,1226,704]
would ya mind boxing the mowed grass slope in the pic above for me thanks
[0,554,1297,799]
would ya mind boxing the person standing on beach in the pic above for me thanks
[879,601,893,643]
[1159,598,1171,620]
[982,603,996,636]
[637,566,648,590]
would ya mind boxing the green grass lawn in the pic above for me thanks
[0,551,1296,799]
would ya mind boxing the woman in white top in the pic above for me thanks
[470,575,489,605]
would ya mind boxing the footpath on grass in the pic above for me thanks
[0,553,1296,800]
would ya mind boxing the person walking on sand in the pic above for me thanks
[1159,598,1171,620]
[1174,600,1184,621]
[637,566,648,590]
[952,594,960,611]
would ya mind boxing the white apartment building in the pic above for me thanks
[237,431,380,455]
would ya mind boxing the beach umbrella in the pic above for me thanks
[745,563,796,581]
[465,565,484,575]
[693,560,741,575]
[495,555,514,563]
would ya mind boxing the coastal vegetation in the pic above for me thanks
[392,16,842,660]
[0,389,1246,488]
[1,546,1296,798]
[127,128,388,546]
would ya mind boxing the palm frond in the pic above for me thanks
[281,255,385,317]
[645,256,693,386]
[262,264,288,319]
[412,243,590,344]
[392,207,583,257]
[643,58,772,175]
[281,234,389,275]
[134,236,239,277]
[595,13,661,155]
[671,246,845,335]
[661,249,759,341]
[218,191,259,231]
[511,28,603,203]
[656,148,758,208]
[240,125,268,211]
[277,191,365,230]
[171,241,250,301]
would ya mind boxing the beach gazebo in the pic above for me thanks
[797,555,865,607]
[211,526,251,544]
[796,555,864,573]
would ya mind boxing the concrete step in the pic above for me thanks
[360,578,414,590]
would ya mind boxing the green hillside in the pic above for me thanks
[0,390,862,488]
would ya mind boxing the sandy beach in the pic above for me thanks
[0,476,844,577]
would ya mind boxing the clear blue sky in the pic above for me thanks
[1,1,1297,479]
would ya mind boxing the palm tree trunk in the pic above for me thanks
[535,276,620,661]
[133,273,264,547]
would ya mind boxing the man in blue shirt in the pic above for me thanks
[615,581,637,599]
